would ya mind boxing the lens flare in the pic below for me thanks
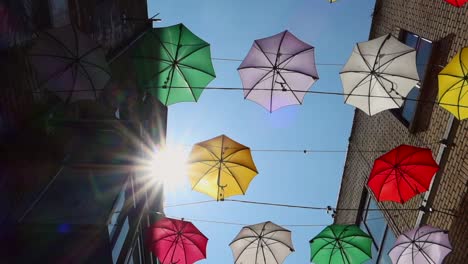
[150,145,189,191]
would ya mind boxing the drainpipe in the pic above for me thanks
[415,115,457,226]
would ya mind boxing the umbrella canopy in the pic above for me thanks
[229,221,294,264]
[146,217,208,264]
[238,30,319,112]
[389,225,452,264]
[133,23,216,106]
[188,135,258,201]
[29,25,110,102]
[438,46,468,120]
[444,0,468,7]
[367,144,439,203]
[310,224,372,264]
[340,34,420,116]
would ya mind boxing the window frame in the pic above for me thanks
[391,30,439,132]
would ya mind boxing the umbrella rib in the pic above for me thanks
[190,162,220,190]
[233,237,259,263]
[181,233,207,258]
[143,64,174,88]
[80,59,111,76]
[177,43,212,67]
[77,61,100,99]
[340,239,372,258]
[221,163,245,194]
[261,239,281,264]
[165,26,184,105]
[310,238,337,260]
[253,41,275,67]
[243,68,275,99]
[371,34,391,71]
[374,74,402,107]
[173,64,198,102]
[356,43,373,72]
[40,30,75,56]
[177,62,216,78]
[457,79,466,118]
[223,160,258,173]
[374,49,415,72]
[374,165,396,200]
[222,147,249,160]
[438,77,465,103]
[269,31,288,112]
[342,73,372,104]
[276,67,319,80]
[278,47,315,67]
[277,71,303,104]
[260,239,268,264]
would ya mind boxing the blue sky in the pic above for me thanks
[147,0,375,263]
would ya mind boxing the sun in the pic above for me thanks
[150,145,189,191]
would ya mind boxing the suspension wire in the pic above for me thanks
[33,86,467,109]
[163,198,435,212]
[163,215,330,227]
[211,57,444,67]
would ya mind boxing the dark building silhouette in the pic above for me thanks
[0,1,166,263]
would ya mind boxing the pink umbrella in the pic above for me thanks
[238,31,319,112]
[146,217,208,264]
[389,225,452,264]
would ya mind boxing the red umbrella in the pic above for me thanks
[146,217,208,264]
[367,145,439,203]
[444,0,468,7]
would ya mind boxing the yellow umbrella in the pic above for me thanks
[188,135,258,201]
[438,47,468,120]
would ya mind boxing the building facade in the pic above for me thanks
[0,0,167,263]
[334,1,467,263]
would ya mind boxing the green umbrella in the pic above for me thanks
[309,225,372,264]
[133,23,216,106]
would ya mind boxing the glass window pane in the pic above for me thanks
[416,39,433,80]
[402,87,420,123]
[378,229,397,264]
[48,0,70,27]
[112,217,130,263]
[365,200,387,245]
[108,189,126,238]
[403,33,418,49]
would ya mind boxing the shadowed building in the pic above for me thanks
[0,1,166,263]
[334,1,467,263]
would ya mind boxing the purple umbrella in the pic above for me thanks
[388,225,452,264]
[238,31,319,112]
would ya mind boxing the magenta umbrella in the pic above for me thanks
[146,217,208,264]
[238,30,319,112]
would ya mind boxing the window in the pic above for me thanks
[48,0,70,27]
[359,195,396,264]
[112,217,130,263]
[397,31,434,125]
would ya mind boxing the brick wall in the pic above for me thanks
[335,1,467,263]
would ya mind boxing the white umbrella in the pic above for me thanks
[389,225,452,264]
[340,34,420,116]
[229,221,294,264]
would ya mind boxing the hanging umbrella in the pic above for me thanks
[444,0,468,7]
[310,224,372,264]
[133,23,216,106]
[367,144,439,203]
[187,135,258,201]
[389,225,452,264]
[238,30,319,112]
[438,46,468,120]
[146,217,208,264]
[28,25,110,103]
[340,34,420,116]
[229,221,294,264]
